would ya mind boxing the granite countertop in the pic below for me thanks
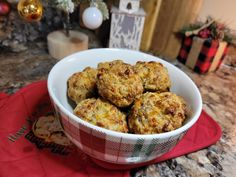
[0,45,236,177]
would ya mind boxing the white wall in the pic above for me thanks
[198,0,236,30]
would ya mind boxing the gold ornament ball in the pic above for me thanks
[17,0,43,22]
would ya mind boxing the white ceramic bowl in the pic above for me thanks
[47,48,202,164]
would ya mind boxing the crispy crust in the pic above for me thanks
[97,60,124,70]
[134,61,171,92]
[67,67,97,104]
[128,92,187,134]
[96,61,143,107]
[74,98,128,133]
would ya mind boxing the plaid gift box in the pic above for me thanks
[177,36,228,74]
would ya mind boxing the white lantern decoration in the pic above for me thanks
[109,6,145,50]
[119,0,140,13]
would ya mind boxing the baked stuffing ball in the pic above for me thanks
[134,61,171,92]
[74,98,128,133]
[128,92,187,134]
[67,67,97,104]
[96,61,143,107]
[97,60,124,70]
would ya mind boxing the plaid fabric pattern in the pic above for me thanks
[177,37,193,64]
[54,105,186,164]
[216,45,228,70]
[177,37,228,74]
[194,39,219,73]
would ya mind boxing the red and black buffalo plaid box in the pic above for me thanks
[177,36,228,74]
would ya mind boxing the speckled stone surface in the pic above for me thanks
[0,45,236,177]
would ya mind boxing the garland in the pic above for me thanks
[179,17,236,45]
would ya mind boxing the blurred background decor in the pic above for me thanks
[177,17,236,74]
[108,0,145,50]
[17,0,43,22]
[118,0,140,14]
[1,0,236,67]
[0,0,109,54]
[0,0,11,16]
[45,0,109,59]
[141,0,203,61]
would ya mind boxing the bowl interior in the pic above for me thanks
[48,48,202,138]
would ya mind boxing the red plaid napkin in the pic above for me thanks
[0,81,221,176]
